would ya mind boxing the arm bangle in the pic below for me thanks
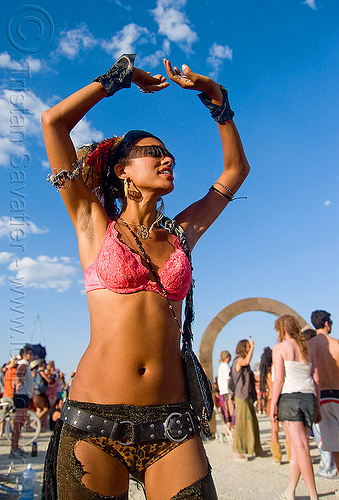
[46,159,83,191]
[214,181,234,197]
[93,53,135,97]
[198,84,235,123]
[209,185,233,201]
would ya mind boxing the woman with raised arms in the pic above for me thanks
[41,53,250,499]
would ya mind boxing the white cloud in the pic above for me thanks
[25,56,43,73]
[304,0,317,10]
[8,255,79,292]
[0,88,50,166]
[324,200,331,206]
[207,43,233,78]
[56,24,98,59]
[113,0,131,10]
[0,52,43,74]
[139,40,171,68]
[41,160,50,170]
[71,118,104,149]
[0,252,15,264]
[151,0,198,53]
[0,137,27,167]
[0,216,49,238]
[0,52,24,71]
[101,24,156,58]
[0,275,6,286]
[0,89,49,160]
[0,88,104,167]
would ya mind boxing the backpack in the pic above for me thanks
[228,356,246,400]
[34,372,48,395]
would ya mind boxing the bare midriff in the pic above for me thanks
[69,289,188,405]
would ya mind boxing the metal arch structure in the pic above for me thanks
[198,297,310,434]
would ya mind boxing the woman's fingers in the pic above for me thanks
[163,59,184,84]
[163,59,196,88]
[163,58,220,97]
[132,67,167,85]
[135,80,169,92]
[181,64,199,83]
[132,68,169,92]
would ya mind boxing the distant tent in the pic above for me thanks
[26,315,47,360]
[24,343,46,360]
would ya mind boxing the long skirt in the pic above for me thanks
[232,396,262,456]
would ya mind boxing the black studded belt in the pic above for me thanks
[61,401,200,445]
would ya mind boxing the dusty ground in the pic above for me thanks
[0,412,338,499]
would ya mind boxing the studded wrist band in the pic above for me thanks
[198,84,235,123]
[93,53,136,97]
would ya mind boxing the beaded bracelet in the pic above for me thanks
[214,181,234,197]
[93,54,136,97]
[198,84,235,123]
[209,185,233,201]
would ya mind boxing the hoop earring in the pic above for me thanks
[124,177,143,203]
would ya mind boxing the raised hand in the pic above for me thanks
[163,58,223,104]
[132,67,169,93]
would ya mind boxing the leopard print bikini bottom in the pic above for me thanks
[56,400,206,499]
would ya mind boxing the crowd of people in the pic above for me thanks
[215,309,338,500]
[0,307,337,500]
[0,350,73,457]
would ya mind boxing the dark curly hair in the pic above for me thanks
[302,328,317,341]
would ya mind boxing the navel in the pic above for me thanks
[138,367,146,376]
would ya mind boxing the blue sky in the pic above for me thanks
[0,0,338,379]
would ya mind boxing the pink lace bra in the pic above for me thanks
[83,221,192,301]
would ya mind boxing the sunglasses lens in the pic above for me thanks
[130,145,176,166]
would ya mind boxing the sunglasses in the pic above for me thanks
[129,145,176,167]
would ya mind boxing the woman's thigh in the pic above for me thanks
[284,421,309,449]
[57,424,129,499]
[144,434,214,500]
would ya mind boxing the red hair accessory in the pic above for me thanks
[81,136,122,192]
[85,137,119,172]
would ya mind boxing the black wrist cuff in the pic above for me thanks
[198,84,235,123]
[93,53,136,97]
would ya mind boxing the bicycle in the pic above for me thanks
[0,401,41,447]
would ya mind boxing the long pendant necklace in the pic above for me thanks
[119,217,183,334]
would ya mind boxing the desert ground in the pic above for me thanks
[0,411,338,499]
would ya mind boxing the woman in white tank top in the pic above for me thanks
[270,315,321,500]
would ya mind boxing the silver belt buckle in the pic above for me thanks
[164,412,187,443]
[116,421,134,445]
